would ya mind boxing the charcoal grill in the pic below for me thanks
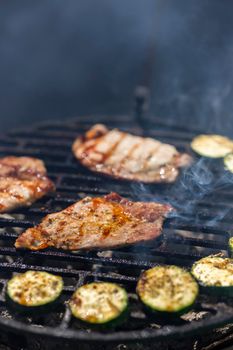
[0,114,232,346]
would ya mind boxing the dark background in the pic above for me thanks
[0,0,233,134]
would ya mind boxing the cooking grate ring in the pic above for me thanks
[0,115,232,343]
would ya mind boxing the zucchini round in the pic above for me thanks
[229,237,233,258]
[192,256,233,296]
[136,265,199,316]
[69,282,128,326]
[6,270,63,311]
[191,134,233,158]
[224,153,233,173]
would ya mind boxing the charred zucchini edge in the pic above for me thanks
[69,282,128,327]
[191,256,233,296]
[136,265,199,317]
[229,237,233,258]
[6,270,63,312]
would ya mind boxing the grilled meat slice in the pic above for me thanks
[72,124,191,183]
[15,192,172,251]
[0,156,55,212]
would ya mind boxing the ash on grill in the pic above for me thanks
[0,114,232,349]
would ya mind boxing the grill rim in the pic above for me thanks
[0,303,232,343]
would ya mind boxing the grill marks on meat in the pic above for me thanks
[15,193,172,251]
[72,124,191,183]
[0,156,55,212]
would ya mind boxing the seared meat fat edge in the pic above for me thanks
[0,156,55,212]
[15,192,172,251]
[72,124,192,183]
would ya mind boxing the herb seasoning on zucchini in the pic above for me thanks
[69,282,128,326]
[6,270,63,311]
[136,265,199,316]
[192,256,233,296]
[191,134,233,158]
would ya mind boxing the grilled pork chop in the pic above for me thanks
[72,124,191,183]
[15,193,172,251]
[0,156,54,212]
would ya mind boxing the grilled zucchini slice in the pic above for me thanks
[136,265,199,316]
[224,153,233,173]
[229,237,233,258]
[191,134,233,158]
[192,256,233,296]
[69,282,128,326]
[7,270,63,311]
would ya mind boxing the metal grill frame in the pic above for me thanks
[0,115,232,344]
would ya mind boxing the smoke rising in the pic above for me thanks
[151,0,233,136]
[131,157,233,226]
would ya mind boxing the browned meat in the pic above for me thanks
[72,124,191,183]
[15,192,172,251]
[0,156,55,212]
